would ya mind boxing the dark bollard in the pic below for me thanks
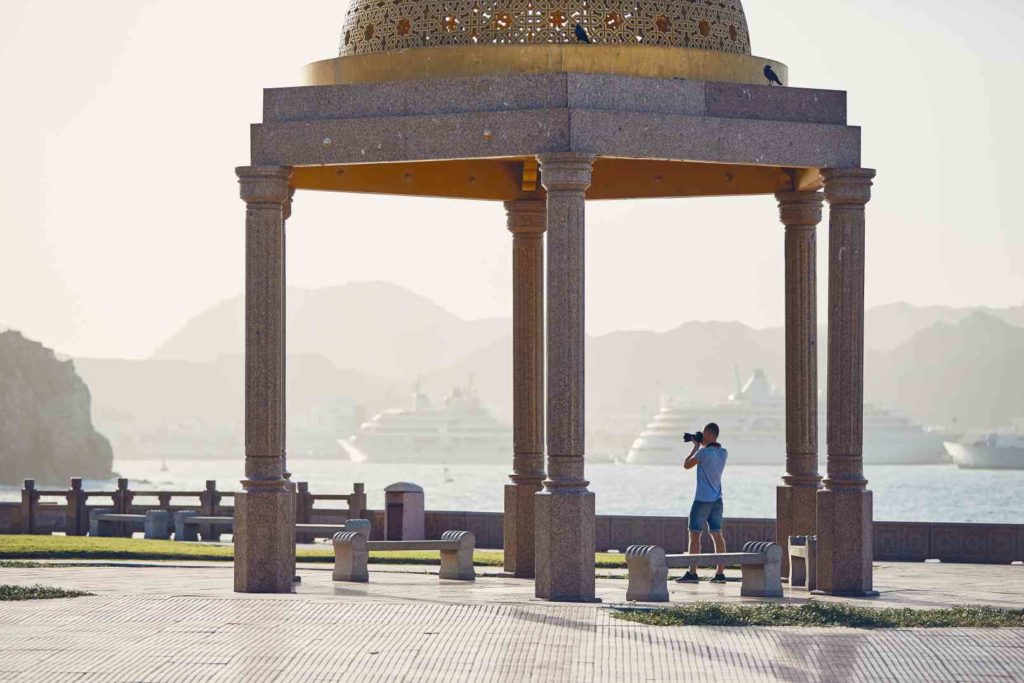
[65,478,88,536]
[20,480,37,534]
[199,480,222,541]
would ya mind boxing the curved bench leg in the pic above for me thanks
[332,533,369,582]
[144,511,170,540]
[806,540,817,592]
[88,509,112,537]
[440,541,475,581]
[741,562,783,598]
[625,546,669,602]
[174,511,199,542]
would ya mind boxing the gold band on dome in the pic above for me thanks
[304,44,787,86]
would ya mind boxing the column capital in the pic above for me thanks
[504,199,546,235]
[237,166,293,205]
[823,168,876,206]
[538,153,595,192]
[775,191,824,229]
[283,186,297,222]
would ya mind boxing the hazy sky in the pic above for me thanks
[1,0,1022,359]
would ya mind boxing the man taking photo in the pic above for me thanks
[676,422,728,584]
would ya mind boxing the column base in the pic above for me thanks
[776,482,819,577]
[815,487,873,595]
[234,482,295,594]
[534,489,597,602]
[504,481,543,578]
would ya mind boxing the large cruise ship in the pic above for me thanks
[943,419,1024,470]
[625,370,946,466]
[338,382,512,464]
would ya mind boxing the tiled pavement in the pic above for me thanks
[0,561,1022,682]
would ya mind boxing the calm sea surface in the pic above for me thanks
[3,458,1022,524]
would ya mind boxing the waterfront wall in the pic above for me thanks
[1,495,1021,564]
[424,511,1024,565]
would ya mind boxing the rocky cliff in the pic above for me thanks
[0,331,113,484]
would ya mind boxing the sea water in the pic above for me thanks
[2,459,1021,524]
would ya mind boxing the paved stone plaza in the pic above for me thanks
[1,561,1021,681]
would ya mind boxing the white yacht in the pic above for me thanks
[338,382,511,464]
[625,369,946,466]
[944,419,1024,470]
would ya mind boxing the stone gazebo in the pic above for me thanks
[234,0,876,599]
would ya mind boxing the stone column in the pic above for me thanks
[281,187,295,482]
[817,168,877,596]
[503,199,547,578]
[282,186,299,582]
[234,165,296,594]
[774,191,824,576]
[535,153,596,601]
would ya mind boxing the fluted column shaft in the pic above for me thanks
[234,165,295,594]
[282,187,295,481]
[504,199,546,577]
[817,168,877,596]
[534,153,596,602]
[774,191,824,575]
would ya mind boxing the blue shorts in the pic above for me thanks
[688,498,724,533]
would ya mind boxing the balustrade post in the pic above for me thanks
[294,482,314,542]
[21,479,36,535]
[200,480,222,542]
[65,478,88,536]
[114,478,134,537]
[350,483,366,520]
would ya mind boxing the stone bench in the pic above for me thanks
[625,541,783,601]
[174,512,232,541]
[788,535,817,591]
[89,509,170,540]
[173,513,371,542]
[332,530,475,582]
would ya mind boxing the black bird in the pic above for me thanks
[764,64,783,86]
[574,22,591,44]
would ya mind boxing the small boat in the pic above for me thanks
[944,419,1024,470]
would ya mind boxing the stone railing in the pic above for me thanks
[0,478,366,539]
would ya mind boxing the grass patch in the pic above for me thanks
[0,584,92,601]
[613,602,1024,629]
[0,560,46,568]
[0,535,237,562]
[0,535,627,568]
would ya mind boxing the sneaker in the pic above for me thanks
[709,573,727,584]
[674,572,700,583]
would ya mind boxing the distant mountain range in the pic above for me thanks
[862,302,1024,352]
[867,312,1024,428]
[153,282,508,380]
[71,282,1024,459]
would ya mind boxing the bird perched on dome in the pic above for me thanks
[574,22,591,44]
[764,65,783,86]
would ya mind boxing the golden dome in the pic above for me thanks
[339,0,752,57]
[303,0,783,87]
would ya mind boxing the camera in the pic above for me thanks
[683,431,704,444]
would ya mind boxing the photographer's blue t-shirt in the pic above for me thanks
[694,445,728,502]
